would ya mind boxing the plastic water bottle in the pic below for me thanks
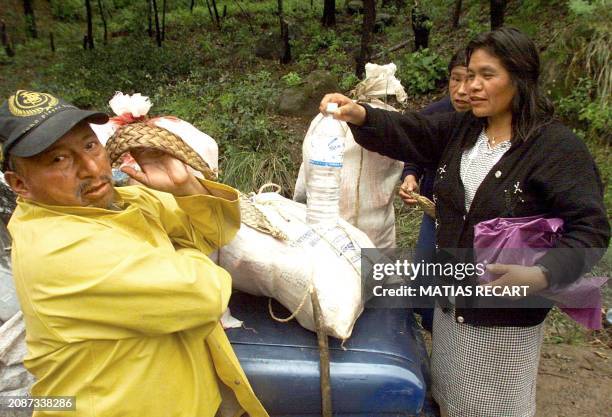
[305,103,346,227]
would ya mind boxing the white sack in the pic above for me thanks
[352,63,408,104]
[214,192,376,340]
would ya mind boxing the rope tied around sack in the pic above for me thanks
[238,183,288,240]
[268,284,314,323]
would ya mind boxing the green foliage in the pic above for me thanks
[517,0,567,15]
[556,77,594,118]
[111,0,138,8]
[396,48,447,95]
[209,71,296,194]
[544,0,611,142]
[220,147,296,195]
[565,0,611,101]
[107,6,148,35]
[152,69,296,194]
[568,0,598,15]
[312,30,340,52]
[212,71,282,150]
[340,73,360,92]
[466,20,488,40]
[556,78,611,137]
[33,37,198,109]
[51,0,84,22]
[394,198,422,249]
[579,102,611,133]
[282,72,303,87]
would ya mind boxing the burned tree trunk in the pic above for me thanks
[280,20,291,64]
[490,0,506,30]
[204,0,215,25]
[356,0,375,78]
[452,0,462,29]
[152,0,162,46]
[85,0,94,49]
[148,0,153,37]
[49,31,55,52]
[162,0,167,41]
[322,0,335,27]
[97,0,108,45]
[278,0,291,64]
[1,20,15,57]
[190,0,195,13]
[411,4,430,50]
[233,0,254,33]
[23,0,38,39]
[211,0,221,28]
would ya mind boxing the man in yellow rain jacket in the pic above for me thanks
[0,90,268,417]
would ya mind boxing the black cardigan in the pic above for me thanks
[351,105,610,327]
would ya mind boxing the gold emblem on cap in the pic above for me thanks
[8,90,59,117]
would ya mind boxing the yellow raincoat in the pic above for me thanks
[8,180,268,417]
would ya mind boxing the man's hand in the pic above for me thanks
[399,175,420,206]
[319,93,367,126]
[121,148,208,197]
[481,264,549,299]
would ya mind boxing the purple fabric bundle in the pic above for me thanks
[474,216,607,329]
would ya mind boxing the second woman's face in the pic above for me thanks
[448,66,470,112]
[467,48,516,119]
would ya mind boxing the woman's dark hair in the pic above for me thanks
[466,27,554,141]
[448,49,467,73]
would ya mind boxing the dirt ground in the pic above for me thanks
[421,328,612,417]
[536,343,611,417]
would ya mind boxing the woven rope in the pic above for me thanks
[406,190,436,219]
[105,122,216,180]
[354,147,364,227]
[239,193,288,240]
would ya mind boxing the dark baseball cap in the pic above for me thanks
[0,90,108,167]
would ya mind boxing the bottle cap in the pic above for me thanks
[326,103,339,113]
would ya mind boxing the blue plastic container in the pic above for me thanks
[227,292,436,417]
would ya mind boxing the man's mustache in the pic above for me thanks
[76,175,113,198]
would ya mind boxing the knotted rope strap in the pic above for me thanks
[105,122,216,180]
[239,193,288,240]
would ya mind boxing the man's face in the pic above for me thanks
[6,122,115,208]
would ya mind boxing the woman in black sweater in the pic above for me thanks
[320,27,609,417]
